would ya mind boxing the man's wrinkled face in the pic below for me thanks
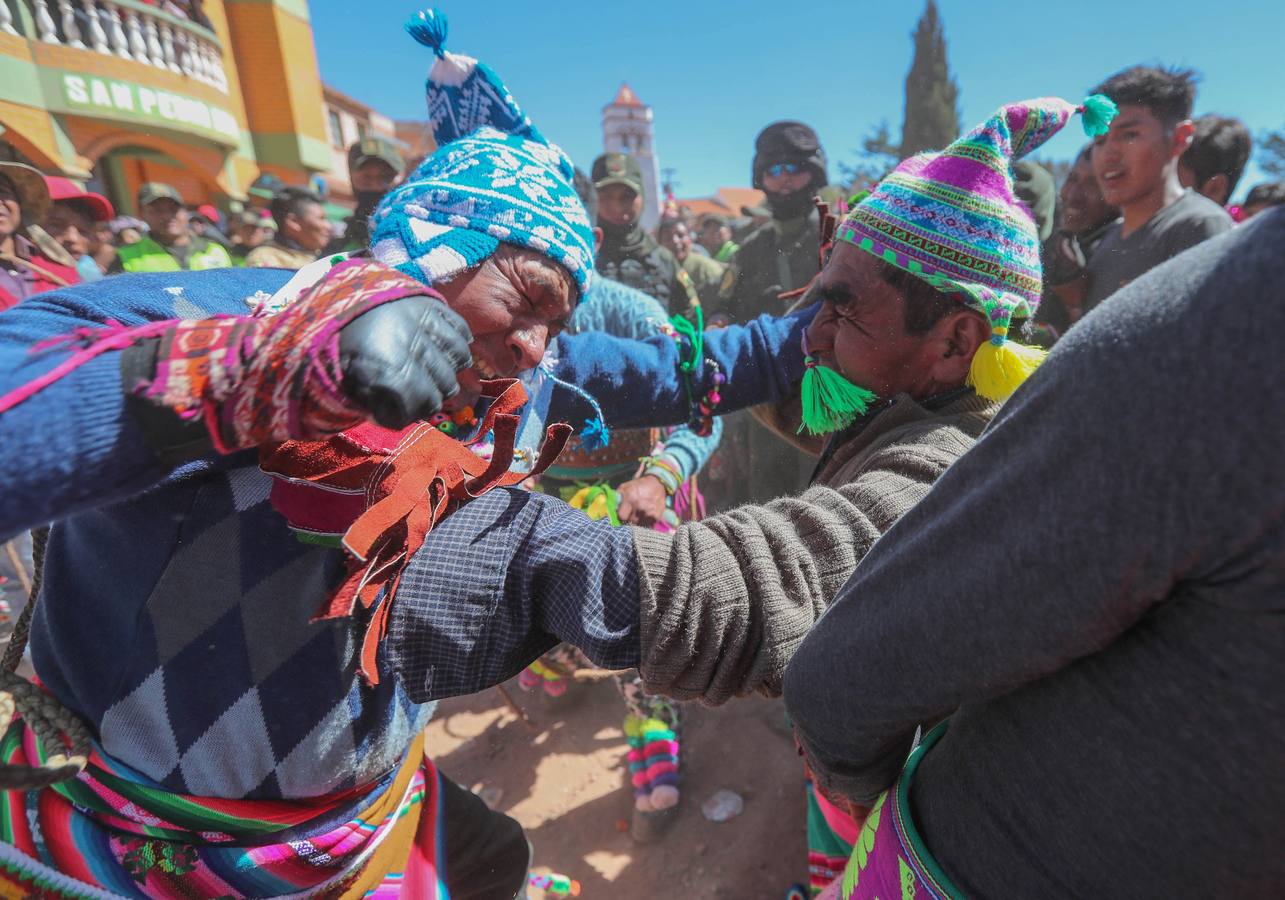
[1092,104,1190,208]
[142,198,188,244]
[433,244,576,410]
[44,202,93,257]
[352,159,398,195]
[1061,152,1117,235]
[805,241,945,398]
[597,183,641,226]
[658,221,691,261]
[0,179,23,240]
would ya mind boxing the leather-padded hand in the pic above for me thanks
[137,258,459,452]
[339,296,473,429]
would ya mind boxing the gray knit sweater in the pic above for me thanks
[632,391,997,705]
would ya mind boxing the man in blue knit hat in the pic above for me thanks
[0,9,815,897]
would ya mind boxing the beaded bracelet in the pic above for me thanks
[659,306,726,436]
[639,454,683,496]
[426,405,478,438]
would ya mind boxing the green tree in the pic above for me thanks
[1260,125,1285,176]
[837,120,901,192]
[899,0,960,158]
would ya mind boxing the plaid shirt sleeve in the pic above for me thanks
[385,487,642,703]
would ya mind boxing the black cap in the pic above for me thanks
[751,121,828,190]
[591,152,644,196]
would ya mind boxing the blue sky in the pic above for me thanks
[311,0,1285,202]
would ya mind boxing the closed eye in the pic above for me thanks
[819,282,856,307]
[834,305,869,335]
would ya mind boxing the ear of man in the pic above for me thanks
[1170,120,1197,160]
[925,309,990,388]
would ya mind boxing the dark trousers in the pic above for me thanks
[439,774,530,899]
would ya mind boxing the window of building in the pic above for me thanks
[328,109,343,149]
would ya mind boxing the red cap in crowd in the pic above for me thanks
[44,176,114,222]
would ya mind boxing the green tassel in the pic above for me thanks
[798,358,878,435]
[1080,93,1118,138]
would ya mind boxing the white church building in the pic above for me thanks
[601,83,663,231]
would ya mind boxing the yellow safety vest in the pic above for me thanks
[117,237,232,273]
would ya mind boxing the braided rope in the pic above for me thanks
[0,527,91,789]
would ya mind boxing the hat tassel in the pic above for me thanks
[799,358,878,436]
[405,8,448,58]
[966,340,1046,402]
[1079,94,1118,138]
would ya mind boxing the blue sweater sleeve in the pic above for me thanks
[548,302,817,430]
[568,276,668,341]
[0,269,291,539]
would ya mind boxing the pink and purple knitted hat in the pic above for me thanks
[837,95,1116,344]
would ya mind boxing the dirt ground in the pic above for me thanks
[426,670,808,900]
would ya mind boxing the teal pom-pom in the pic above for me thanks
[580,417,610,452]
[405,8,448,58]
[1080,93,1118,138]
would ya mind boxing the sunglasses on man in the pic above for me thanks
[765,163,803,178]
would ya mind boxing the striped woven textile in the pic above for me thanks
[0,719,441,899]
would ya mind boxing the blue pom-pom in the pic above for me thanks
[1080,93,1118,138]
[579,417,610,452]
[405,8,448,58]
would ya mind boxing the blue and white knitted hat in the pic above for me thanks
[409,7,540,146]
[369,9,595,295]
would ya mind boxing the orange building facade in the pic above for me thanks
[0,0,331,214]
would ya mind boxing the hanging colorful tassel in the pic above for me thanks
[579,416,610,452]
[799,358,878,435]
[1080,93,1118,137]
[966,339,1047,402]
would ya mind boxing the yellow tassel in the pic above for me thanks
[966,340,1047,402]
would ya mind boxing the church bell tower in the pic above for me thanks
[602,83,662,230]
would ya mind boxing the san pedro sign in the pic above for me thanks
[58,72,240,145]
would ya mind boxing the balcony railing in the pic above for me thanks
[2,0,228,94]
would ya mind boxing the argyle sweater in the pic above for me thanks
[0,268,810,801]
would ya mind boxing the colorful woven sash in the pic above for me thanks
[829,723,963,900]
[0,720,440,899]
